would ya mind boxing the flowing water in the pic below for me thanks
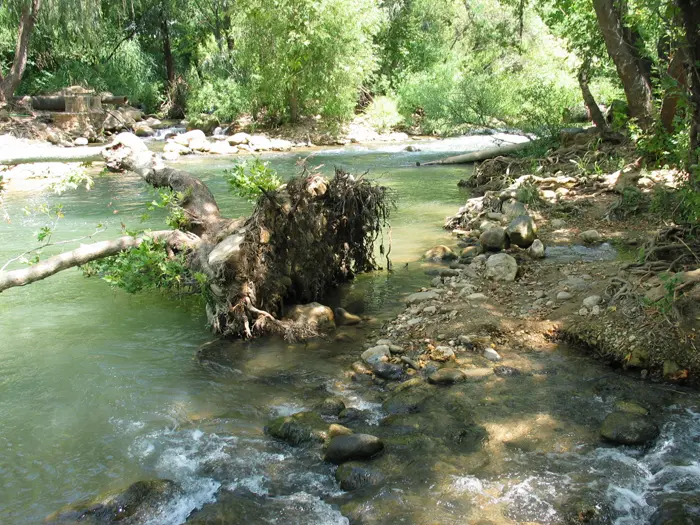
[1,135,699,524]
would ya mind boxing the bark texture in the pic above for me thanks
[677,0,700,169]
[659,49,688,133]
[578,61,609,130]
[0,0,42,103]
[592,0,654,128]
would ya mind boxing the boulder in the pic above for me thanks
[173,129,206,147]
[208,141,238,155]
[600,411,659,445]
[528,239,545,259]
[190,137,212,153]
[316,397,346,417]
[479,227,508,252]
[248,134,273,150]
[324,434,384,464]
[163,140,191,155]
[424,245,457,261]
[580,229,602,244]
[265,411,327,446]
[335,307,362,326]
[485,253,518,282]
[335,462,385,491]
[269,138,293,151]
[361,345,390,365]
[583,295,602,308]
[428,368,466,385]
[227,132,251,145]
[133,124,154,138]
[284,302,335,331]
[506,215,537,248]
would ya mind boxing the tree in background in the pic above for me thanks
[0,0,41,102]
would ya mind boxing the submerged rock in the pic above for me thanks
[600,411,659,446]
[265,411,327,446]
[324,434,385,464]
[424,245,457,261]
[335,307,362,326]
[335,462,385,491]
[485,253,518,282]
[284,302,335,331]
[428,368,466,385]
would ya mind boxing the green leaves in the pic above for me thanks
[225,159,282,202]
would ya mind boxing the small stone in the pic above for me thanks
[335,462,384,491]
[483,348,502,361]
[375,339,393,346]
[465,293,488,301]
[324,434,384,464]
[479,227,508,252]
[389,345,404,354]
[361,345,390,365]
[591,305,601,315]
[73,137,89,146]
[583,295,602,308]
[581,230,602,244]
[423,306,437,314]
[458,335,472,345]
[428,368,466,385]
[528,239,546,259]
[551,219,566,229]
[557,291,573,301]
[433,346,455,361]
[424,245,457,261]
[578,307,589,316]
[405,291,440,305]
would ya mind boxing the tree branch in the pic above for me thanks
[0,230,175,293]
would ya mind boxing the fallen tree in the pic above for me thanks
[0,133,392,339]
[0,145,105,165]
[418,142,528,166]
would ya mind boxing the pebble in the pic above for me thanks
[423,306,437,314]
[580,229,602,244]
[578,307,589,316]
[557,291,573,300]
[361,345,390,365]
[433,346,455,361]
[483,348,502,361]
[465,293,488,301]
[428,368,466,385]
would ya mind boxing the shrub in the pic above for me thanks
[362,96,404,133]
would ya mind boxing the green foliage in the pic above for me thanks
[616,187,648,218]
[145,188,190,229]
[516,183,543,206]
[643,271,683,315]
[362,96,403,133]
[515,77,578,138]
[649,174,700,225]
[186,75,247,123]
[235,0,382,122]
[225,159,282,202]
[81,238,189,294]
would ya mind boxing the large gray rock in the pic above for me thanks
[284,302,335,330]
[361,345,390,365]
[372,362,405,381]
[324,434,384,464]
[506,215,538,248]
[479,227,508,252]
[485,253,518,281]
[528,239,545,259]
[600,411,659,445]
[173,129,206,147]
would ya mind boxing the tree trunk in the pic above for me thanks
[592,0,654,129]
[677,0,700,169]
[162,17,175,86]
[419,142,529,166]
[578,61,609,130]
[659,49,688,133]
[0,0,42,103]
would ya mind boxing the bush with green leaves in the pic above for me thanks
[362,96,403,133]
[225,159,282,202]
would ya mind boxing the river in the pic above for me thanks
[1,135,699,524]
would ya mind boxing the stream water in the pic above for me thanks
[1,135,699,524]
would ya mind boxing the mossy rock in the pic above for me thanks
[46,479,181,524]
[265,411,327,446]
[335,462,385,491]
[600,411,659,446]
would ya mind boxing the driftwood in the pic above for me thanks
[0,133,392,340]
[419,142,528,166]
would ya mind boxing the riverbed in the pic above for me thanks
[1,136,699,524]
